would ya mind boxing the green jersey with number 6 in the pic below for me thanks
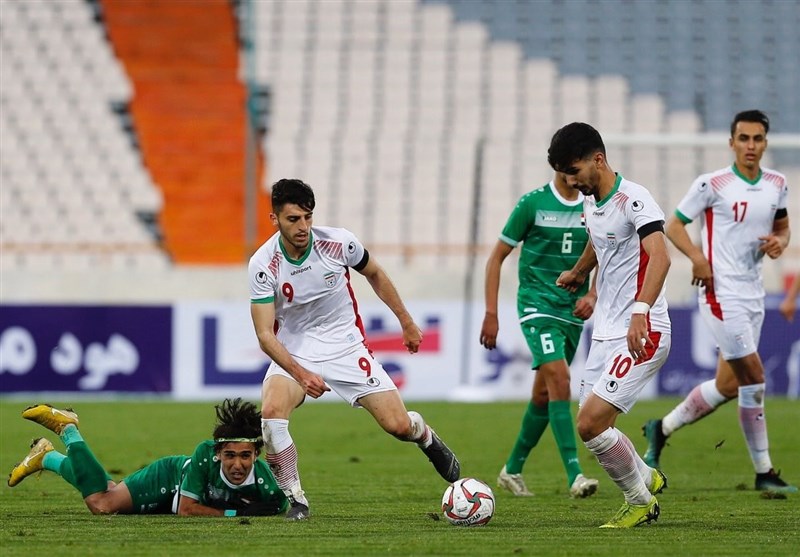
[500,182,589,325]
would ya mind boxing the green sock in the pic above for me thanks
[42,451,79,490]
[505,402,550,474]
[548,400,582,486]
[59,427,112,498]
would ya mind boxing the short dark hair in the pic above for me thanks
[730,110,769,136]
[212,398,263,453]
[271,178,315,214]
[547,122,606,172]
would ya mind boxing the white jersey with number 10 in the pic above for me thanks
[584,175,671,341]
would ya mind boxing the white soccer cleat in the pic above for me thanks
[569,473,599,498]
[497,465,534,496]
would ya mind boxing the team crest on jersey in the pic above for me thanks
[255,271,268,284]
[631,200,644,212]
[580,213,586,227]
[606,232,617,248]
[324,272,336,288]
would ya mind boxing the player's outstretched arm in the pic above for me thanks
[556,240,597,293]
[480,241,514,349]
[358,257,422,353]
[177,495,227,517]
[665,214,711,287]
[250,303,330,398]
[626,230,671,361]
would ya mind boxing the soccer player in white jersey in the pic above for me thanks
[552,122,672,528]
[642,110,796,494]
[248,179,460,520]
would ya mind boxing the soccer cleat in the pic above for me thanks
[569,474,599,499]
[599,496,660,528]
[642,419,667,469]
[22,404,79,435]
[648,468,668,495]
[422,428,460,483]
[497,466,534,496]
[285,501,310,521]
[755,469,798,494]
[8,438,54,487]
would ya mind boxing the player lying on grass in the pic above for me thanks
[8,399,288,517]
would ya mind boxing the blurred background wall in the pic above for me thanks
[1,0,798,399]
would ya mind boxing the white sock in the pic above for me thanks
[585,427,651,505]
[261,418,308,506]
[662,380,729,436]
[618,431,653,488]
[738,384,772,474]
[408,411,432,448]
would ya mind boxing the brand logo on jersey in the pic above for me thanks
[324,272,336,288]
[593,210,605,216]
[366,376,381,387]
[255,272,268,284]
[606,232,617,248]
[543,215,558,222]
[291,265,312,276]
[631,200,644,212]
[606,381,619,393]
[348,242,356,254]
[698,182,708,191]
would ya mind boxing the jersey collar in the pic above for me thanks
[595,174,623,208]
[548,181,583,206]
[279,230,314,265]
[732,163,762,185]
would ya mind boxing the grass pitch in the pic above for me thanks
[1,398,798,556]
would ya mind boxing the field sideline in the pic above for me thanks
[1,398,798,556]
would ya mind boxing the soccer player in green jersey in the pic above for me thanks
[480,171,600,498]
[8,399,288,517]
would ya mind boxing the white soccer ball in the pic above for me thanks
[441,477,495,526]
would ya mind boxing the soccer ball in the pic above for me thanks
[441,477,495,526]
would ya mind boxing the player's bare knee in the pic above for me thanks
[85,496,116,515]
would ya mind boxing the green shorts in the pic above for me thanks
[520,316,583,369]
[123,456,189,514]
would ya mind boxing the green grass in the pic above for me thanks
[1,398,798,556]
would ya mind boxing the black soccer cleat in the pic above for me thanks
[755,469,798,494]
[422,428,460,483]
[285,500,310,521]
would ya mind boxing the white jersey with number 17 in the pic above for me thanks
[584,175,671,340]
[248,226,369,362]
[675,165,788,306]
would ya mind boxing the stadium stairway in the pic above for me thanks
[100,0,273,263]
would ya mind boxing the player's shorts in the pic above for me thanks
[581,332,671,413]
[519,315,583,369]
[264,344,398,407]
[122,456,190,514]
[698,299,763,360]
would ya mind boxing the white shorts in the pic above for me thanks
[264,345,398,407]
[698,299,763,360]
[581,332,671,413]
